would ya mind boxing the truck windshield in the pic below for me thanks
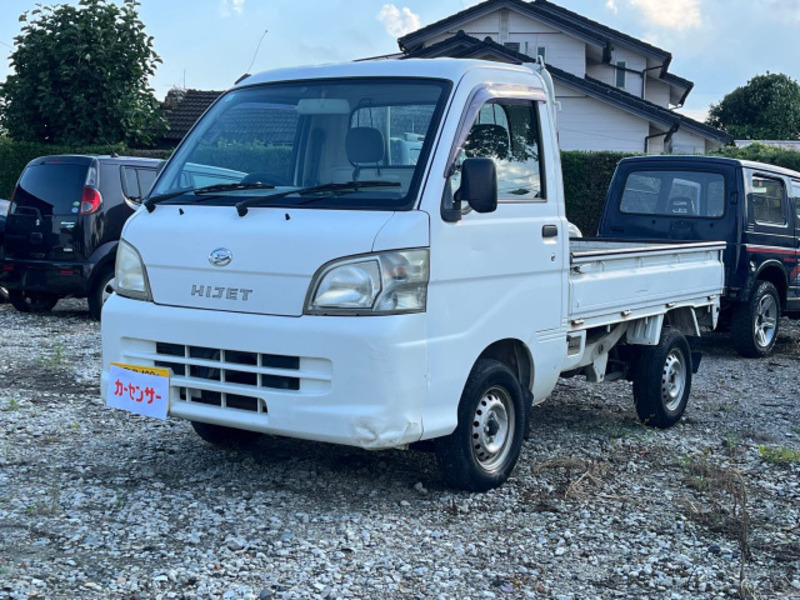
[620,170,726,218]
[150,77,451,211]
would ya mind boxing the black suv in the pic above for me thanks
[598,155,800,357]
[0,155,161,319]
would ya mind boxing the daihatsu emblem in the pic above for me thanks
[209,248,233,267]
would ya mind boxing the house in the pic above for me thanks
[158,88,224,148]
[396,0,731,154]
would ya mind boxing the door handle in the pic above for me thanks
[542,224,559,238]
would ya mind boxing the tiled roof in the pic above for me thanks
[402,33,731,145]
[162,89,224,141]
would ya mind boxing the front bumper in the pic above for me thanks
[0,259,92,296]
[101,295,428,449]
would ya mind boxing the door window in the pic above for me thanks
[792,180,800,227]
[751,175,786,226]
[453,99,544,202]
[121,167,158,208]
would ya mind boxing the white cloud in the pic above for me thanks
[377,4,421,38]
[605,0,619,14]
[627,0,702,30]
[220,0,245,17]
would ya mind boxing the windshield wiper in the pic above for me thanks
[235,180,401,216]
[145,182,276,213]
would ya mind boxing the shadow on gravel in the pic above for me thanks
[86,423,444,502]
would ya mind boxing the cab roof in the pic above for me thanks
[619,155,800,180]
[239,58,541,88]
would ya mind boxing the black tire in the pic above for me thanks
[191,421,262,448]
[730,280,780,358]
[632,329,692,429]
[8,290,59,313]
[88,269,115,321]
[434,359,525,492]
[0,286,8,304]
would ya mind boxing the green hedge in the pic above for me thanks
[561,150,636,235]
[0,140,170,199]
[709,143,800,172]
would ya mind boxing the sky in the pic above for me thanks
[1,0,800,123]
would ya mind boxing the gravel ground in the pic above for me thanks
[1,299,799,600]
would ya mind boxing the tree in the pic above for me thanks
[706,73,800,140]
[0,0,163,146]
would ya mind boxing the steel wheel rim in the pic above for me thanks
[662,349,686,412]
[471,385,514,471]
[102,278,116,304]
[754,294,777,348]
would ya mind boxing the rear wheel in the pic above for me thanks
[88,269,115,321]
[434,359,525,491]
[730,281,780,358]
[8,290,59,313]
[632,329,692,429]
[191,421,262,448]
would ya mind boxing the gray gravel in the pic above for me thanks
[1,299,799,600]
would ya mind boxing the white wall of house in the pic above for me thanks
[426,10,587,77]
[554,83,649,153]
[645,79,671,109]
[670,129,712,154]
[608,47,645,98]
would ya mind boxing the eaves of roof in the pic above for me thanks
[398,0,608,55]
[531,0,670,61]
[403,33,731,145]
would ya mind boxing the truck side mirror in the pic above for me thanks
[455,158,498,214]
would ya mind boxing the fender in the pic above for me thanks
[742,258,790,306]
[85,240,119,285]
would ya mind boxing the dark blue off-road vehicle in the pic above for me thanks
[598,155,800,358]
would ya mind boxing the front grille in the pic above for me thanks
[121,340,332,414]
[155,343,301,391]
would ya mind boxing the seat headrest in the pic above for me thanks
[346,127,385,164]
[464,124,510,159]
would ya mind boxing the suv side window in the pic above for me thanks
[121,166,157,208]
[792,180,800,227]
[751,174,786,226]
[454,99,544,202]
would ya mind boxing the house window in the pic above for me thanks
[504,42,520,52]
[536,46,546,62]
[616,61,627,88]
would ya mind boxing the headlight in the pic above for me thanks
[115,239,152,301]
[306,249,429,315]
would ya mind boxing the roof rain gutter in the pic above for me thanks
[644,122,679,153]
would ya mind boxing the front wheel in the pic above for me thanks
[8,290,59,313]
[434,359,525,492]
[88,269,115,321]
[730,280,780,358]
[632,329,692,429]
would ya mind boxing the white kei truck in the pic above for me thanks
[102,58,725,491]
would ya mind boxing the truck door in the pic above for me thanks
[789,179,800,310]
[426,90,567,414]
[744,170,795,305]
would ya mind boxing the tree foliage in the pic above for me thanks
[0,0,164,146]
[706,73,800,140]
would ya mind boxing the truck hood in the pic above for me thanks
[123,206,427,317]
